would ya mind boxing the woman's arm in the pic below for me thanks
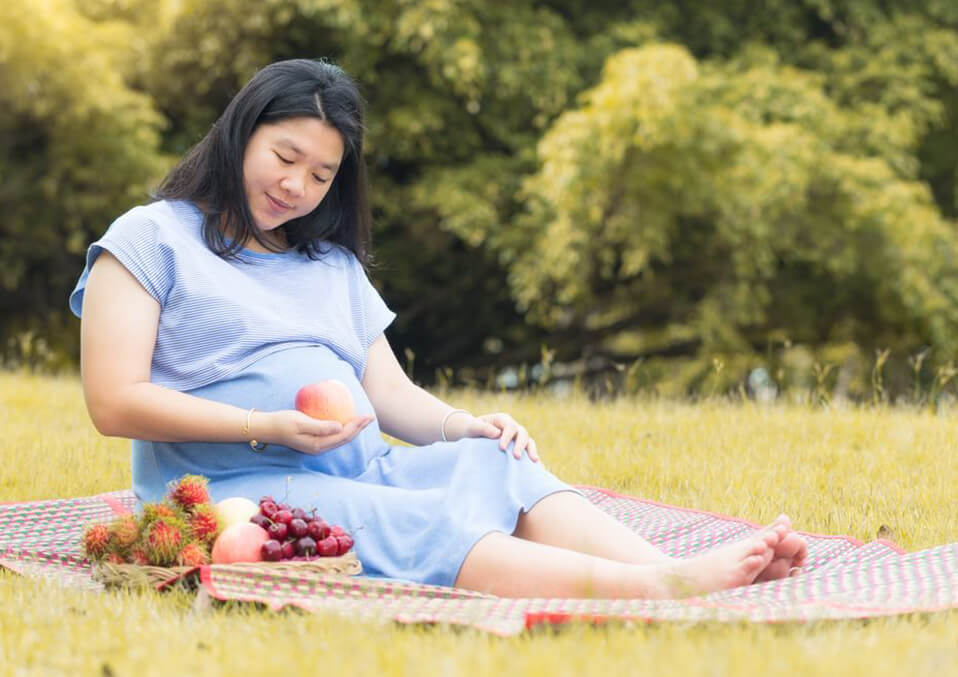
[361,334,496,445]
[80,251,366,453]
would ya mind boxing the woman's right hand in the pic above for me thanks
[259,410,376,455]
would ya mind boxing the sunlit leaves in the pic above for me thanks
[516,43,958,361]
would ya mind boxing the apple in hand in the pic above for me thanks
[211,522,270,564]
[295,379,357,424]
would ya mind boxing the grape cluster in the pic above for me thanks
[252,496,354,562]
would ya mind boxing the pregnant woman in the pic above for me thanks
[70,58,806,599]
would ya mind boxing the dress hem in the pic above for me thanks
[442,486,586,590]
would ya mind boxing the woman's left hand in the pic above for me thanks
[466,412,540,462]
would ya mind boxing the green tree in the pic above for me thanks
[0,0,168,365]
[514,43,958,385]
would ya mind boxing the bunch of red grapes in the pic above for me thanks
[251,496,354,562]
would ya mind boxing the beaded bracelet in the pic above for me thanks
[242,408,268,452]
[440,409,471,442]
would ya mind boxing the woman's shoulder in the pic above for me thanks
[103,200,201,246]
[308,241,357,268]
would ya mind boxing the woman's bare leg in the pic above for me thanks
[454,528,782,599]
[514,491,806,579]
[513,490,673,564]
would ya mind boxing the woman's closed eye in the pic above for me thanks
[275,151,328,183]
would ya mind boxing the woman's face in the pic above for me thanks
[242,117,345,234]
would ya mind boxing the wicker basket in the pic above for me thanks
[92,551,362,590]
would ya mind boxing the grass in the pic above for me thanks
[2,369,957,676]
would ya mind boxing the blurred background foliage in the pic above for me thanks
[2,0,958,401]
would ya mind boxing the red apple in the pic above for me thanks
[211,522,270,564]
[295,379,357,424]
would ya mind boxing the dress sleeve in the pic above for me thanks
[350,254,396,350]
[69,205,176,317]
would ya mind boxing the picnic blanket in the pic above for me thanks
[1,486,956,635]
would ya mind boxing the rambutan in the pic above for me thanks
[168,474,211,511]
[177,542,210,566]
[104,552,126,565]
[108,514,140,552]
[144,517,189,566]
[188,503,221,545]
[140,502,184,527]
[129,548,151,566]
[82,523,111,561]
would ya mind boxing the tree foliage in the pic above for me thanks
[517,44,958,368]
[0,0,167,361]
[3,0,958,396]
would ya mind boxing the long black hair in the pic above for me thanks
[156,59,373,266]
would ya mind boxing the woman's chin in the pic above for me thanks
[252,220,288,243]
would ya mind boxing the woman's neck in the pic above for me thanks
[240,232,288,253]
[217,213,288,252]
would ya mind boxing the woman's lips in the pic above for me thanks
[265,193,292,212]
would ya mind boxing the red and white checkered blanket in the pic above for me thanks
[2,487,955,635]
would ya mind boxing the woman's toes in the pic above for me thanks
[776,532,807,560]
[754,531,811,582]
[742,553,767,580]
[755,557,793,582]
[753,532,778,555]
[762,522,788,547]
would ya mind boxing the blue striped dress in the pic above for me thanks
[69,200,580,586]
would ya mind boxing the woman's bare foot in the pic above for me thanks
[755,515,809,582]
[646,523,787,598]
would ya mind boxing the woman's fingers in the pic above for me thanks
[333,415,373,443]
[500,424,539,462]
[343,415,375,438]
[314,420,344,436]
[291,410,342,436]
[512,427,530,459]
[527,438,539,463]
[297,414,375,454]
[475,413,539,462]
[499,424,518,451]
[306,414,374,438]
[485,414,535,460]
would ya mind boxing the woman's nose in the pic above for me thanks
[280,174,305,197]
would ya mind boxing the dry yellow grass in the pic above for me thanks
[2,370,957,676]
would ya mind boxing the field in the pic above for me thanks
[1,370,957,676]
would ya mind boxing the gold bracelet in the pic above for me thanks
[241,408,255,437]
[242,408,268,452]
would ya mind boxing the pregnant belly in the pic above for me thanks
[178,343,385,476]
[190,344,374,415]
